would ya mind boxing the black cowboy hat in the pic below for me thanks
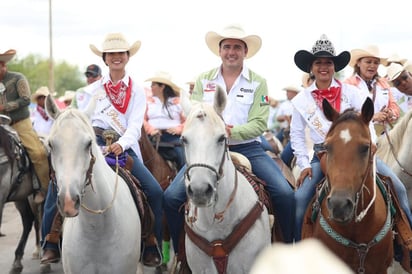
[294,34,350,73]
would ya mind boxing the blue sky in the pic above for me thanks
[2,0,411,99]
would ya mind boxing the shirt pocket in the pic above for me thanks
[235,92,254,105]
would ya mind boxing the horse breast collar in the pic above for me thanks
[315,176,394,274]
[184,201,264,274]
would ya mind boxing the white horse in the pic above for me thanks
[180,86,271,274]
[45,97,141,274]
[377,110,412,209]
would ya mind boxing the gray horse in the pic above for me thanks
[0,114,43,274]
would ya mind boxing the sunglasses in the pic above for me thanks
[85,72,98,78]
[393,72,409,87]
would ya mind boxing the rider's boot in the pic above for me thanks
[41,211,63,264]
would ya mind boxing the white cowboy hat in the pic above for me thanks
[90,33,141,57]
[0,49,16,63]
[386,63,404,82]
[205,24,262,59]
[145,71,181,93]
[349,45,388,67]
[294,34,350,73]
[387,53,407,66]
[282,85,301,93]
[31,86,50,102]
[59,90,76,103]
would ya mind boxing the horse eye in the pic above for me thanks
[217,135,226,144]
[359,144,369,155]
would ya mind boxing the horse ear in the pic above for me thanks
[45,94,61,120]
[213,85,227,115]
[180,88,192,117]
[322,99,339,122]
[361,97,374,124]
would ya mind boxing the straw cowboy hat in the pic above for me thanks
[90,33,141,57]
[294,34,350,73]
[31,86,50,102]
[349,45,388,67]
[205,24,262,59]
[282,85,301,93]
[0,49,16,63]
[145,71,181,93]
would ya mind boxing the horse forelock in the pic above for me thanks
[327,109,369,140]
[185,103,225,130]
[50,108,95,141]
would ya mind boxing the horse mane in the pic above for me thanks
[377,110,412,161]
[0,126,16,162]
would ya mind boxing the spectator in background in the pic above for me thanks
[144,71,185,169]
[71,64,102,109]
[59,90,75,108]
[31,86,53,136]
[386,62,412,116]
[85,64,102,85]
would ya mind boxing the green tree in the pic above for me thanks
[7,54,86,97]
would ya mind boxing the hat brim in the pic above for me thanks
[349,49,388,67]
[145,77,181,94]
[294,50,350,73]
[205,32,262,59]
[89,41,141,57]
[0,49,16,63]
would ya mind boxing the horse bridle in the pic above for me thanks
[324,139,376,223]
[184,137,229,182]
[184,137,239,223]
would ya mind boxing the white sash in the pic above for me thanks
[95,91,127,136]
[293,91,331,139]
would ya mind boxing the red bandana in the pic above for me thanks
[36,105,49,121]
[104,77,132,114]
[311,81,342,112]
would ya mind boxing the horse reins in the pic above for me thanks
[80,150,120,215]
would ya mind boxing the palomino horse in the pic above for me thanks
[377,110,412,210]
[0,115,43,274]
[46,97,141,274]
[303,98,396,274]
[180,87,271,274]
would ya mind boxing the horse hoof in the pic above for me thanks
[0,232,5,237]
[40,263,51,274]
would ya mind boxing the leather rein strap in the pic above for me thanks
[184,201,264,274]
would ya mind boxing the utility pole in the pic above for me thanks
[48,0,54,93]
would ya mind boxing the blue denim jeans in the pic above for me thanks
[376,157,412,226]
[281,141,294,168]
[294,153,324,242]
[96,135,164,247]
[41,180,59,251]
[163,141,295,253]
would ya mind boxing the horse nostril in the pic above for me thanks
[74,195,80,209]
[205,184,214,197]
